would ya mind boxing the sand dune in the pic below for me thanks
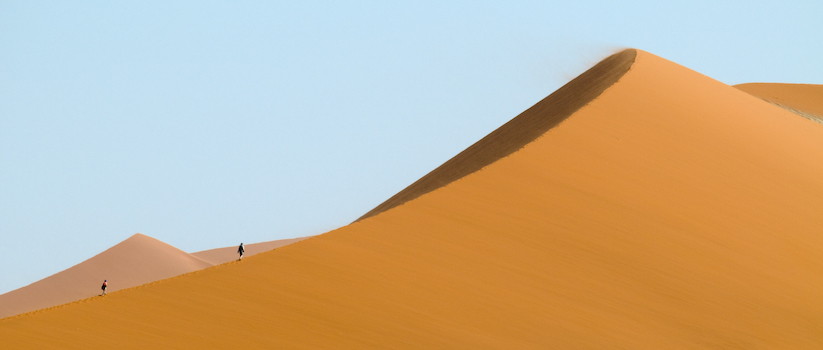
[4,49,823,348]
[0,233,212,319]
[191,236,312,265]
[735,83,823,122]
[0,234,310,319]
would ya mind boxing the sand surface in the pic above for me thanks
[191,237,312,265]
[0,233,212,319]
[735,83,823,121]
[3,49,823,348]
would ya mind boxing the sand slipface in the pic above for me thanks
[190,237,312,265]
[4,49,823,348]
[735,83,823,120]
[0,233,212,319]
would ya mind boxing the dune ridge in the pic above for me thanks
[0,233,212,319]
[191,236,312,265]
[735,83,823,124]
[4,50,823,348]
[356,49,636,221]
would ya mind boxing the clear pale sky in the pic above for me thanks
[1,1,821,294]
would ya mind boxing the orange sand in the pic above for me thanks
[735,83,823,118]
[191,236,312,265]
[3,50,823,348]
[0,234,211,319]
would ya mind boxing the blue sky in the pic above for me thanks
[1,1,821,294]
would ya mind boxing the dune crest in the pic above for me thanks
[356,49,636,221]
[191,236,312,265]
[4,50,823,348]
[0,233,212,319]
[735,83,823,124]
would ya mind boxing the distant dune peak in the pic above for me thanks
[0,233,212,319]
[120,232,162,246]
[356,49,637,222]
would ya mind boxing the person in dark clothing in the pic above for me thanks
[238,243,245,261]
[101,279,108,296]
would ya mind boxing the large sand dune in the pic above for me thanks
[0,233,212,319]
[0,234,310,319]
[3,49,823,348]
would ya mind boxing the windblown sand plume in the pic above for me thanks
[3,49,823,348]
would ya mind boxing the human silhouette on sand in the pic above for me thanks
[101,279,107,296]
[238,243,244,261]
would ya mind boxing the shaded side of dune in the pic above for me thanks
[191,237,312,265]
[735,83,823,124]
[0,234,212,319]
[356,49,637,221]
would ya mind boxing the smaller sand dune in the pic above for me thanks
[191,236,312,265]
[0,233,212,319]
[0,233,310,320]
[735,83,823,123]
[356,49,636,222]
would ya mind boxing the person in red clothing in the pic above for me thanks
[101,279,108,296]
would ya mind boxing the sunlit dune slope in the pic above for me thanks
[735,83,823,121]
[191,236,312,265]
[0,233,211,319]
[4,49,823,348]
